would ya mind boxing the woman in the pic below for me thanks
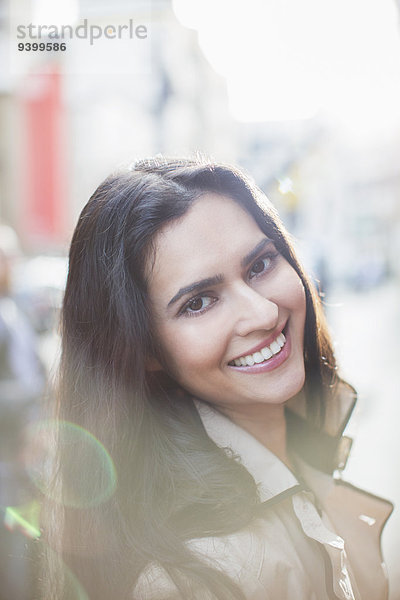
[44,157,392,600]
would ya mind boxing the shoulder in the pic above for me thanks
[133,525,267,599]
[133,513,320,600]
[296,457,393,600]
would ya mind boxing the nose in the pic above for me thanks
[232,283,279,338]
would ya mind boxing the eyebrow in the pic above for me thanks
[241,237,272,268]
[167,237,273,308]
[167,275,224,308]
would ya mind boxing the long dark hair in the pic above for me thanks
[43,157,338,599]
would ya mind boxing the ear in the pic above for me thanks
[145,356,164,372]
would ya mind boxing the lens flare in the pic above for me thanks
[45,545,90,600]
[3,500,41,539]
[63,565,90,600]
[25,420,117,508]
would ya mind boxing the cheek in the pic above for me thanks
[292,278,307,316]
[281,267,306,314]
[289,278,307,350]
[157,322,222,381]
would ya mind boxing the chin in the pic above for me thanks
[277,370,306,404]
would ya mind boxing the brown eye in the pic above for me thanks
[188,297,204,311]
[182,295,215,316]
[250,256,271,278]
[252,259,267,274]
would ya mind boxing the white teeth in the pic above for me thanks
[277,333,285,347]
[261,346,273,360]
[253,351,264,364]
[230,330,287,367]
[270,340,281,355]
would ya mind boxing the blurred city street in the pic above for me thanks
[1,0,400,597]
[326,279,400,599]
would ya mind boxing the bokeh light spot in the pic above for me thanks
[25,420,117,508]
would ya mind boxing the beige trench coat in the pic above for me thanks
[135,383,393,600]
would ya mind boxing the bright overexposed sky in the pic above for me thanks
[173,0,400,134]
[32,0,79,26]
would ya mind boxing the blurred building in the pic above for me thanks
[0,0,237,252]
[236,118,400,293]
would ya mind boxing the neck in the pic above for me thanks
[221,401,292,469]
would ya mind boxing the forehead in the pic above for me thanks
[147,193,265,292]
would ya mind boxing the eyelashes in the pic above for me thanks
[249,253,278,279]
[181,295,217,317]
[179,250,280,318]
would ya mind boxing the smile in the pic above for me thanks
[228,332,286,367]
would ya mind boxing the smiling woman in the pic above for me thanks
[147,194,306,459]
[42,157,392,600]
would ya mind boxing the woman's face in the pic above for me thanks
[147,193,306,414]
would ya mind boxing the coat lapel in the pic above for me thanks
[296,456,393,600]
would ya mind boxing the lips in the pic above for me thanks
[228,323,287,367]
[227,325,291,374]
[229,332,286,367]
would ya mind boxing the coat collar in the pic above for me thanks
[285,380,357,474]
[195,400,301,503]
[285,379,357,439]
[195,380,357,503]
